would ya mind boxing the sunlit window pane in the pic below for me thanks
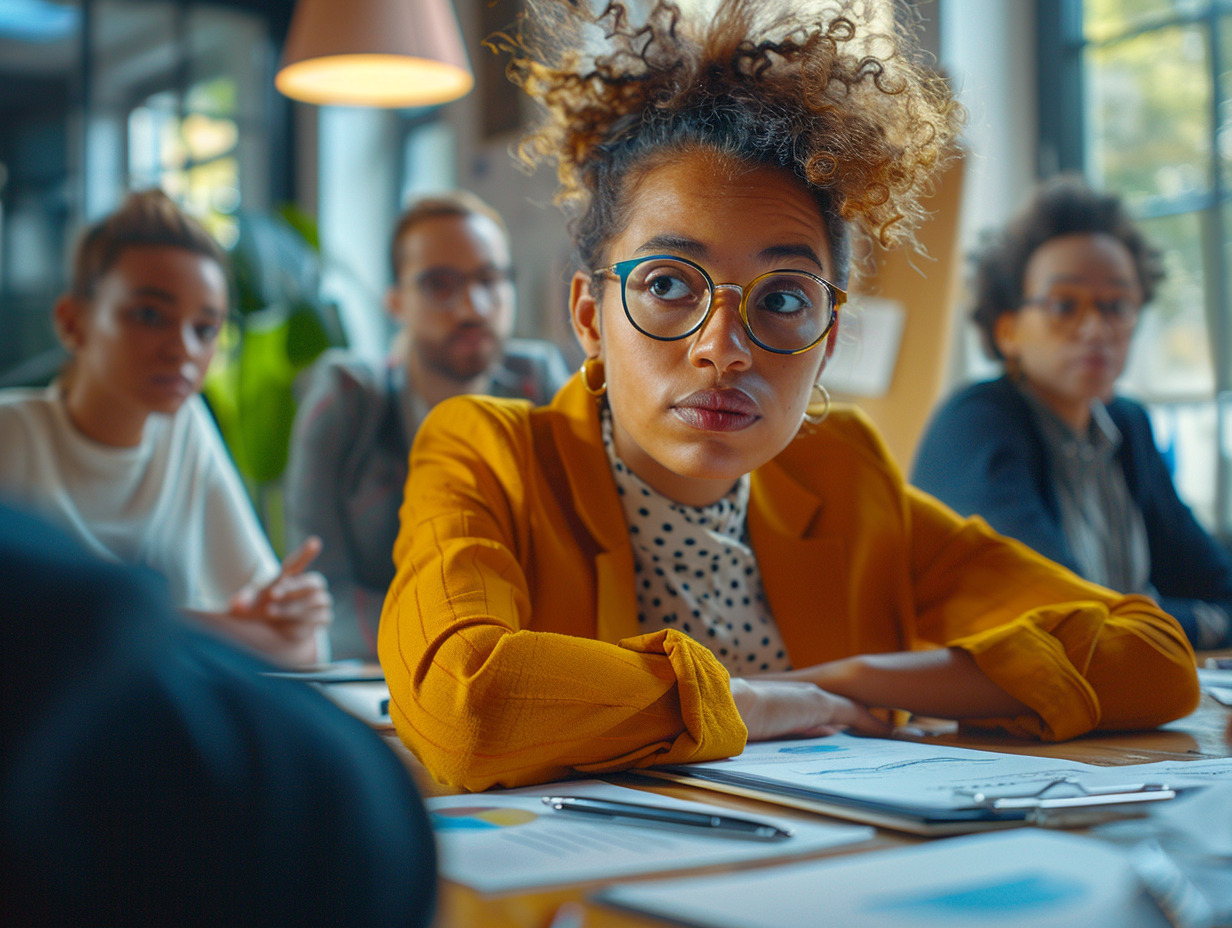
[127,106,160,183]
[186,157,240,248]
[185,75,237,118]
[1122,211,1215,398]
[1148,401,1218,529]
[126,76,241,250]
[1079,0,1231,539]
[1083,0,1207,42]
[181,112,239,163]
[1219,13,1232,190]
[1084,23,1211,202]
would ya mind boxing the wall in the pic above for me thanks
[310,0,576,365]
[939,0,1040,384]
[443,0,579,363]
[819,1,1041,468]
[316,106,401,360]
[824,152,968,470]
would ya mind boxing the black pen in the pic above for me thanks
[541,796,793,841]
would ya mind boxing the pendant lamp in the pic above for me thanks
[276,0,474,108]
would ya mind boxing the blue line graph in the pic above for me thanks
[800,756,1001,777]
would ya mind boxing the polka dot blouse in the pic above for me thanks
[601,412,791,674]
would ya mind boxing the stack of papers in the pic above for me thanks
[1099,781,1232,926]
[428,780,872,893]
[1197,666,1232,706]
[598,830,1173,928]
[315,681,391,729]
[261,662,392,729]
[650,733,1232,834]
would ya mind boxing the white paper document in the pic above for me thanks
[704,732,1232,798]
[1099,782,1232,926]
[314,681,392,729]
[1197,667,1232,706]
[598,830,1172,928]
[427,779,872,893]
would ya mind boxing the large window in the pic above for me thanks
[92,1,272,246]
[0,0,81,383]
[1045,0,1232,538]
[128,79,243,247]
[0,0,281,386]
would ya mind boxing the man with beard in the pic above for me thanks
[286,191,568,660]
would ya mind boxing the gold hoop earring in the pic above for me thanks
[804,382,830,425]
[580,356,607,397]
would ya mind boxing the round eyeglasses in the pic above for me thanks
[594,254,845,355]
[413,265,515,307]
[1020,290,1140,333]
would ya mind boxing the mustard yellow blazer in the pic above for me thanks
[380,375,1199,790]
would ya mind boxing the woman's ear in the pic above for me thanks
[569,270,602,358]
[53,294,86,354]
[384,285,405,324]
[993,311,1018,361]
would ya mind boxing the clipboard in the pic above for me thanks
[641,767,1178,836]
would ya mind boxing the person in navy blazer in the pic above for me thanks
[0,497,437,927]
[913,176,1232,650]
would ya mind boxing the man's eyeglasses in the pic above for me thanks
[413,266,514,306]
[593,254,845,355]
[1020,289,1140,333]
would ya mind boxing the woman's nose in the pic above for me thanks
[688,288,753,371]
[165,324,202,359]
[1074,300,1115,337]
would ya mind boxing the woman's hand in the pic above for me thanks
[730,677,892,741]
[759,650,1031,722]
[207,537,334,667]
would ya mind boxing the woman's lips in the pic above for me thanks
[1075,351,1116,373]
[673,389,760,432]
[150,373,196,398]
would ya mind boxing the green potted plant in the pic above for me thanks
[204,205,345,550]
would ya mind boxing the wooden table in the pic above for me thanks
[386,690,1232,928]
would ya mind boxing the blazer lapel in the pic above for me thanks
[749,459,853,667]
[549,377,641,644]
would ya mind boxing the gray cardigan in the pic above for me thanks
[285,341,570,658]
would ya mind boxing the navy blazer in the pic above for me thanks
[1,498,437,927]
[911,376,1232,648]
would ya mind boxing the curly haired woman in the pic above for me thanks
[913,175,1232,650]
[379,0,1199,790]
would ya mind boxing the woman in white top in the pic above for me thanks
[0,190,331,666]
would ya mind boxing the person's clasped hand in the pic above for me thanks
[730,677,893,741]
[227,535,333,666]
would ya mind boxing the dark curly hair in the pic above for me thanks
[492,0,962,288]
[970,174,1166,361]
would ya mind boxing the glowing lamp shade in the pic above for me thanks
[276,0,474,108]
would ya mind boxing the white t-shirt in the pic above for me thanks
[0,384,278,611]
